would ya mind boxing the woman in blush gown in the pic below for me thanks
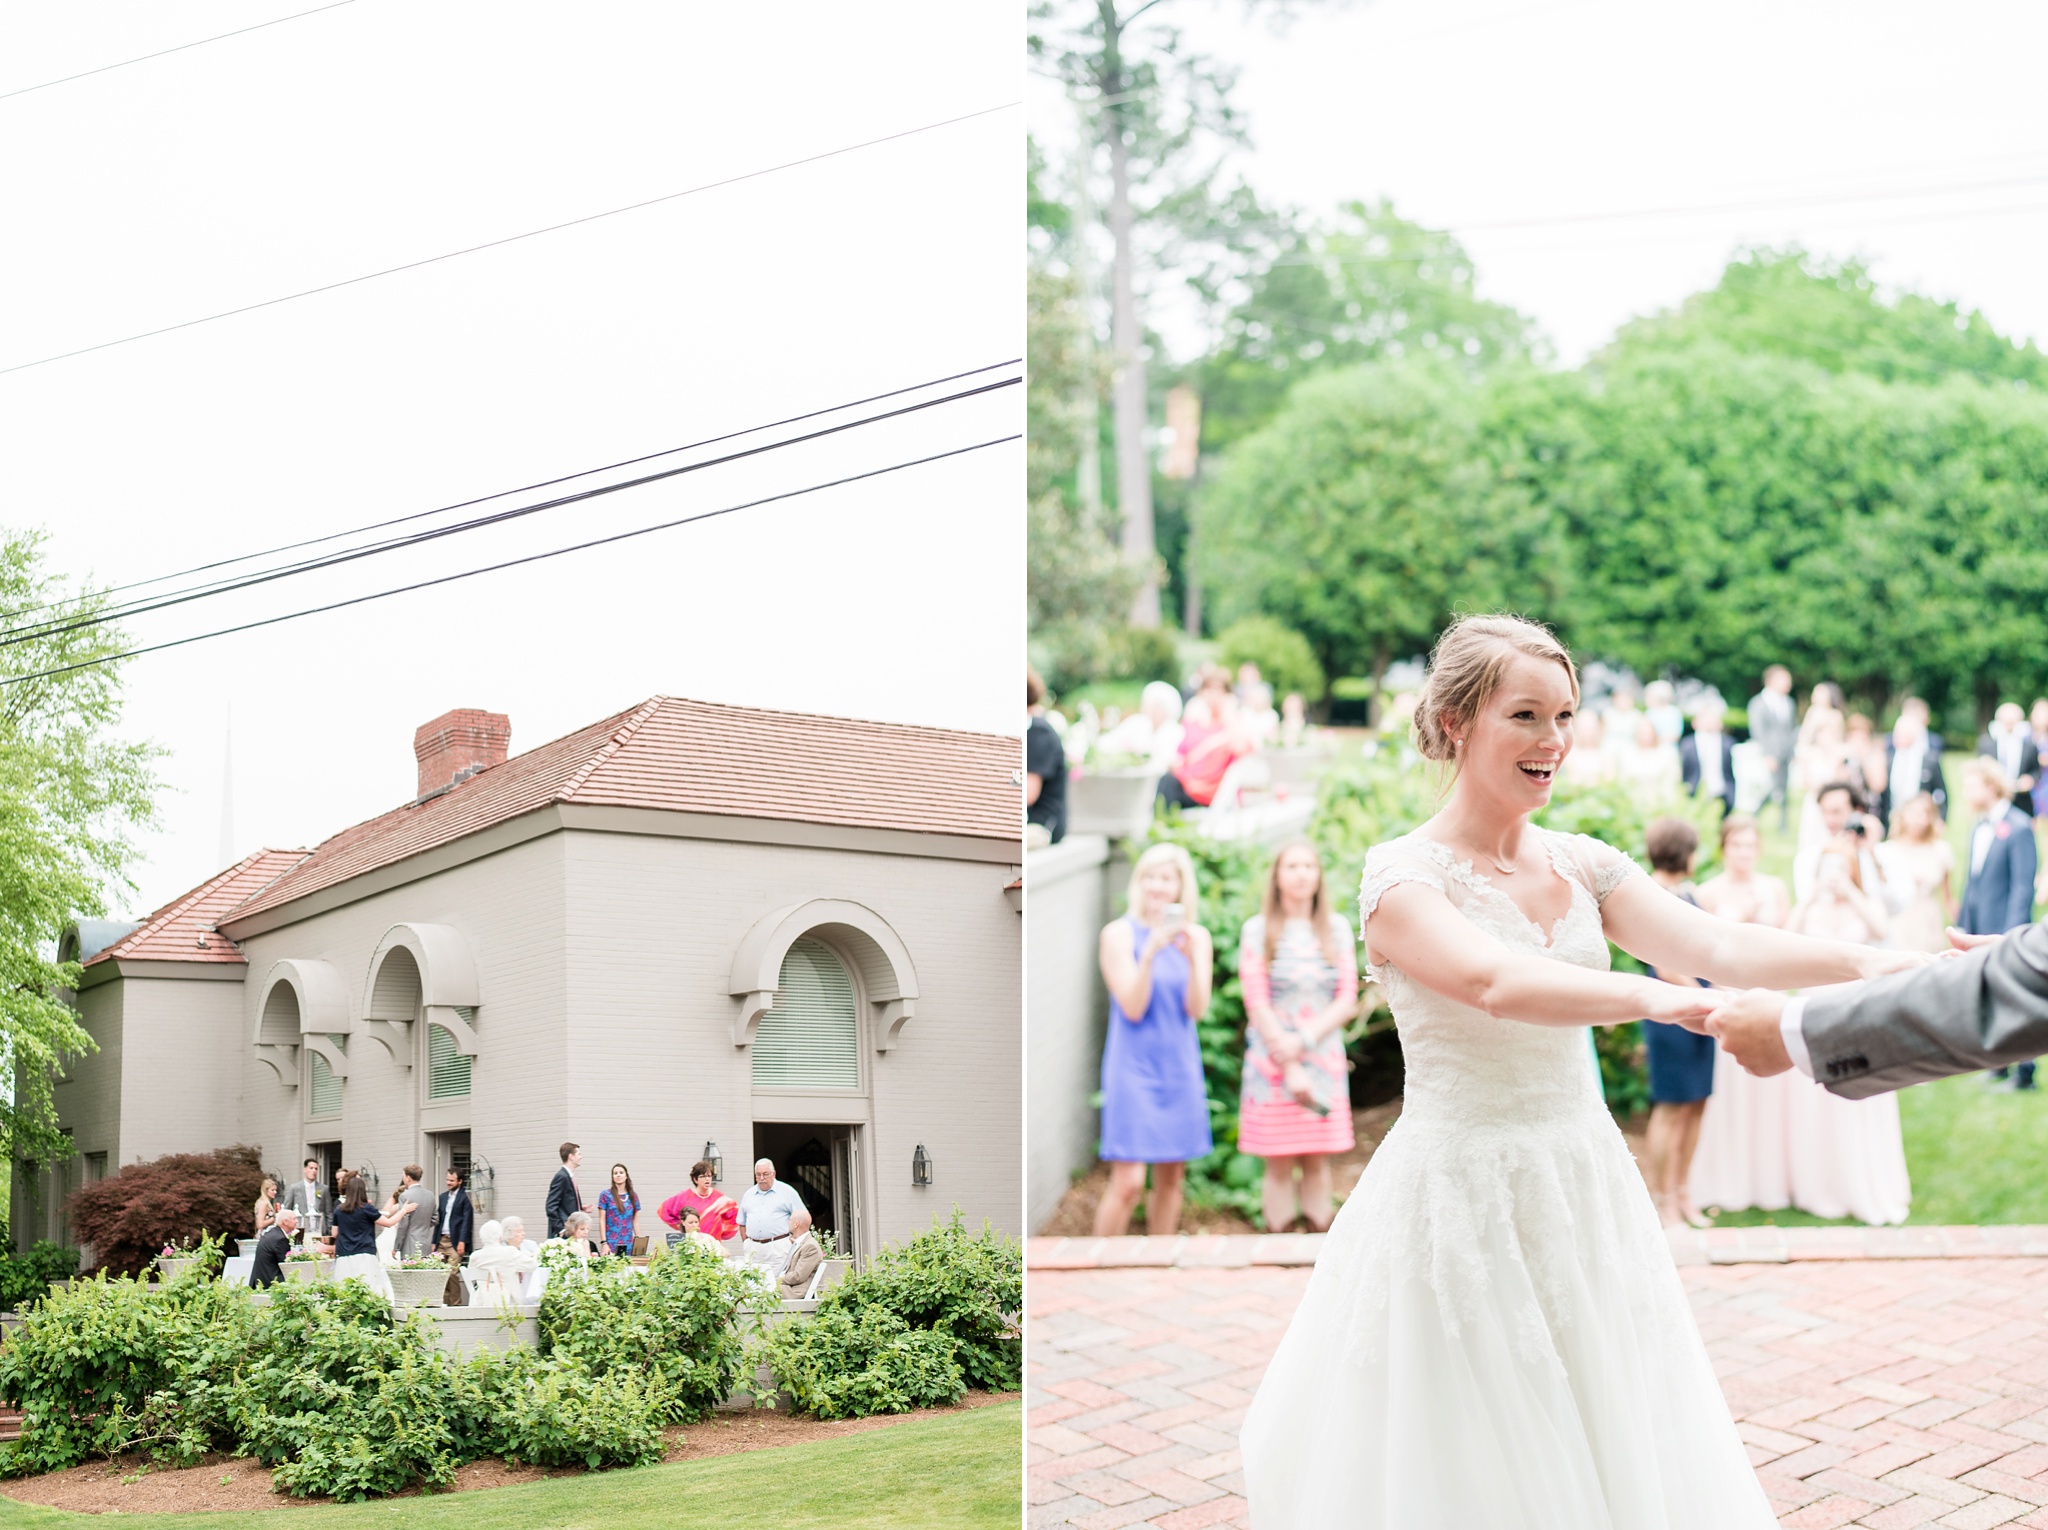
[1692,830,1912,1226]
[1876,792,1956,954]
[1240,617,1926,1529]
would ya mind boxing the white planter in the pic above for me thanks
[1067,769,1160,839]
[283,1258,332,1284]
[388,1265,449,1312]
[237,1239,260,1260]
[156,1257,198,1282]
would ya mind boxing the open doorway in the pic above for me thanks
[427,1130,471,1190]
[752,1122,863,1265]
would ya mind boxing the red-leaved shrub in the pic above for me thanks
[66,1145,266,1275]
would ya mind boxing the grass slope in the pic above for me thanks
[0,1403,1021,1530]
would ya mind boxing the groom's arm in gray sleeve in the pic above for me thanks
[1800,923,2048,1099]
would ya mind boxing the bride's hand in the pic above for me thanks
[1642,982,1725,1031]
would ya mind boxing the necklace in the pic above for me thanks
[1453,841,1519,876]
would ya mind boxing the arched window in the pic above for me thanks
[309,1037,345,1118]
[428,1008,474,1100]
[751,938,858,1089]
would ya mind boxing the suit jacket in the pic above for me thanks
[250,1224,292,1288]
[778,1234,824,1301]
[1879,736,1946,826]
[434,1188,475,1253]
[398,1181,436,1258]
[1802,919,2048,1098]
[280,1179,327,1224]
[1958,804,2038,935]
[1979,731,2043,815]
[1746,690,1799,759]
[1678,733,1736,815]
[544,1167,580,1239]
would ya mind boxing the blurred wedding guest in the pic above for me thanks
[1880,698,1945,829]
[675,1205,724,1257]
[1794,706,1846,807]
[1794,781,1896,909]
[1692,825,1911,1226]
[1157,668,1254,811]
[1094,843,1213,1236]
[1603,686,1643,761]
[1560,710,1614,787]
[1679,703,1737,817]
[1639,819,1715,1228]
[1979,702,2041,817]
[499,1215,538,1259]
[250,1207,297,1290]
[1842,714,1889,801]
[1643,680,1684,745]
[1026,669,1067,844]
[1955,756,2040,1089]
[1875,792,1955,953]
[1235,661,1274,715]
[1617,715,1681,800]
[1278,692,1308,750]
[1695,814,1789,930]
[2031,700,2048,817]
[1747,665,1800,831]
[465,1220,529,1301]
[253,1176,279,1236]
[1238,842,1357,1234]
[1097,680,1185,770]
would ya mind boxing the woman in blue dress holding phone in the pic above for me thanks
[1094,842,1214,1236]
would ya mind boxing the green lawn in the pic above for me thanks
[0,1403,1021,1530]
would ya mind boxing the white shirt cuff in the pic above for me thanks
[1779,996,1813,1078]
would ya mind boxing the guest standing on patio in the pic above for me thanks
[545,1143,587,1239]
[253,1176,279,1236]
[250,1207,297,1289]
[1237,841,1358,1233]
[1093,842,1214,1237]
[332,1173,406,1299]
[736,1158,807,1276]
[597,1163,641,1256]
[434,1167,474,1259]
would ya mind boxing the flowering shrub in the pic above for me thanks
[536,1245,755,1421]
[67,1145,265,1276]
[0,1242,78,1311]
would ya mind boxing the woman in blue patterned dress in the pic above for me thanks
[1094,842,1214,1236]
[596,1163,640,1256]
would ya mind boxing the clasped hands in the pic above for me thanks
[1657,929,1999,1078]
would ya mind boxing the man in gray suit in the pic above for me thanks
[1746,665,1799,833]
[1708,924,2047,1095]
[397,1163,435,1258]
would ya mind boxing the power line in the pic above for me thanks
[0,1,359,103]
[1,372,1021,651]
[3,357,1022,626]
[1,435,1019,688]
[0,100,1021,380]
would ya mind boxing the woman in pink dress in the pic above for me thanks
[1238,841,1359,1231]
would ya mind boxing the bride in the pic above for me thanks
[1240,616,1924,1528]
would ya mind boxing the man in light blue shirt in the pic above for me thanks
[736,1159,807,1277]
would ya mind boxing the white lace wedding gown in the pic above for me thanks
[1241,829,1774,1528]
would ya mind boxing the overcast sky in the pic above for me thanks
[1030,0,2048,363]
[1,2,1018,921]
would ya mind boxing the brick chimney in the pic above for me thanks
[413,709,511,799]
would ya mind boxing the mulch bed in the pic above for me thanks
[0,1390,1020,1516]
[1037,1100,1656,1236]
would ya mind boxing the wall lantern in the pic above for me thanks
[704,1141,724,1185]
[470,1156,497,1217]
[912,1143,933,1189]
[361,1161,381,1200]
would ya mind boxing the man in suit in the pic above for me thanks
[1677,703,1737,818]
[1708,756,2042,1093]
[250,1207,298,1288]
[1956,757,2040,1087]
[1979,702,2042,817]
[396,1164,435,1258]
[1879,699,1945,830]
[777,1208,824,1301]
[544,1142,587,1240]
[1746,666,1799,832]
[433,1167,474,1259]
[280,1158,327,1229]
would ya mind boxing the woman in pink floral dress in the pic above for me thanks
[1238,841,1359,1231]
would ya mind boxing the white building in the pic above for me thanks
[29,698,1022,1264]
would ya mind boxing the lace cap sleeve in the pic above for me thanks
[1563,831,1645,904]
[1357,839,1450,981]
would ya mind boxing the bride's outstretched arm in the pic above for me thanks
[1368,883,1722,1028]
[1600,877,1924,989]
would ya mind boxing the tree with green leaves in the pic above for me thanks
[0,530,160,1167]
[1196,358,1557,711]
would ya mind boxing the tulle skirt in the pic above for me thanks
[332,1253,393,1300]
[1690,1046,1910,1225]
[1241,1106,1774,1528]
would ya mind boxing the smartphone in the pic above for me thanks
[1162,902,1185,925]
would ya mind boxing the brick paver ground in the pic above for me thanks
[1029,1251,2048,1528]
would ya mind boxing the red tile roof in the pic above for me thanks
[223,697,1022,926]
[86,849,310,966]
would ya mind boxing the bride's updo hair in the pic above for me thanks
[1413,615,1579,765]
